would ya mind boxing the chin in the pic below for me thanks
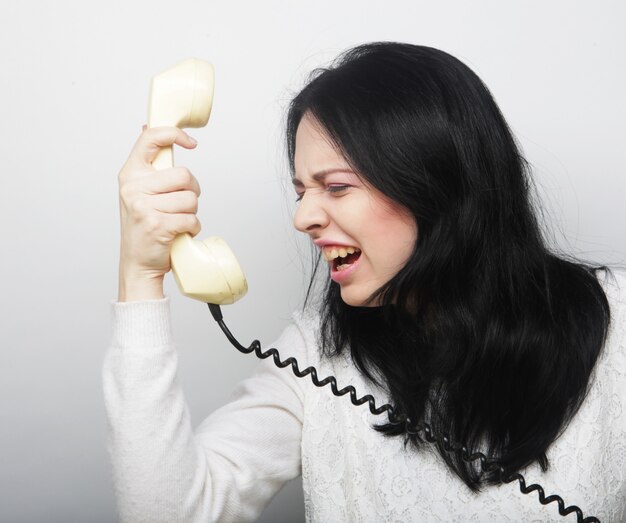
[340,288,380,308]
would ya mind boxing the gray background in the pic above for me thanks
[1,1,624,521]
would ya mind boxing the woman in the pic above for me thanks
[106,42,626,521]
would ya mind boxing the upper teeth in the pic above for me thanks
[323,246,360,261]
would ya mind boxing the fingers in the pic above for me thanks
[133,203,202,238]
[120,177,201,219]
[124,190,201,237]
[126,126,198,169]
[167,213,202,238]
[141,167,201,197]
[119,168,201,225]
[148,191,199,215]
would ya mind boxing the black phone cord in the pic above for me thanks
[208,303,600,523]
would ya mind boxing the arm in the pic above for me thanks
[103,298,304,522]
[108,127,304,521]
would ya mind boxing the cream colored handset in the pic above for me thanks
[148,58,248,304]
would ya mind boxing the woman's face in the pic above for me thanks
[293,113,417,306]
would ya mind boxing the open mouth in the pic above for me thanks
[323,246,362,272]
[334,251,361,271]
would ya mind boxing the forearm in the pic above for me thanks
[102,298,302,522]
[103,298,207,522]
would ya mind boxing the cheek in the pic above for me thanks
[369,209,417,266]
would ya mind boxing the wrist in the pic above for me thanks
[118,266,165,302]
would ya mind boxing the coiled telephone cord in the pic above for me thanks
[208,304,599,523]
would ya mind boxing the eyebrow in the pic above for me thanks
[292,168,355,186]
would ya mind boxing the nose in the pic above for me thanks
[293,192,330,234]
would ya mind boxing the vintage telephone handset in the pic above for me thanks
[147,59,599,523]
[148,58,247,305]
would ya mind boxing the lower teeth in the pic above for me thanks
[336,264,350,271]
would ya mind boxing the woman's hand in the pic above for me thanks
[117,126,201,302]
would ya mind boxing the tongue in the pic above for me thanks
[343,252,360,264]
[334,251,361,270]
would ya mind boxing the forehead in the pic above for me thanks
[293,114,352,182]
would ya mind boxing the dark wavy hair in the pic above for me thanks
[285,42,612,490]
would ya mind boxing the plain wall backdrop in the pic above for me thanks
[0,1,624,521]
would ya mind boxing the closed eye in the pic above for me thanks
[327,184,350,195]
[294,184,351,203]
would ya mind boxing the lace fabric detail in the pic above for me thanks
[298,271,626,522]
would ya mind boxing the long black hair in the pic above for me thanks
[285,42,612,490]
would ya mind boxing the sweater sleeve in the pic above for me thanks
[102,297,306,523]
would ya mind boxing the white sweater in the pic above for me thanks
[103,270,626,522]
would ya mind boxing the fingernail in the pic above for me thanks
[188,135,197,145]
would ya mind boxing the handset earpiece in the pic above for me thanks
[148,58,248,304]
